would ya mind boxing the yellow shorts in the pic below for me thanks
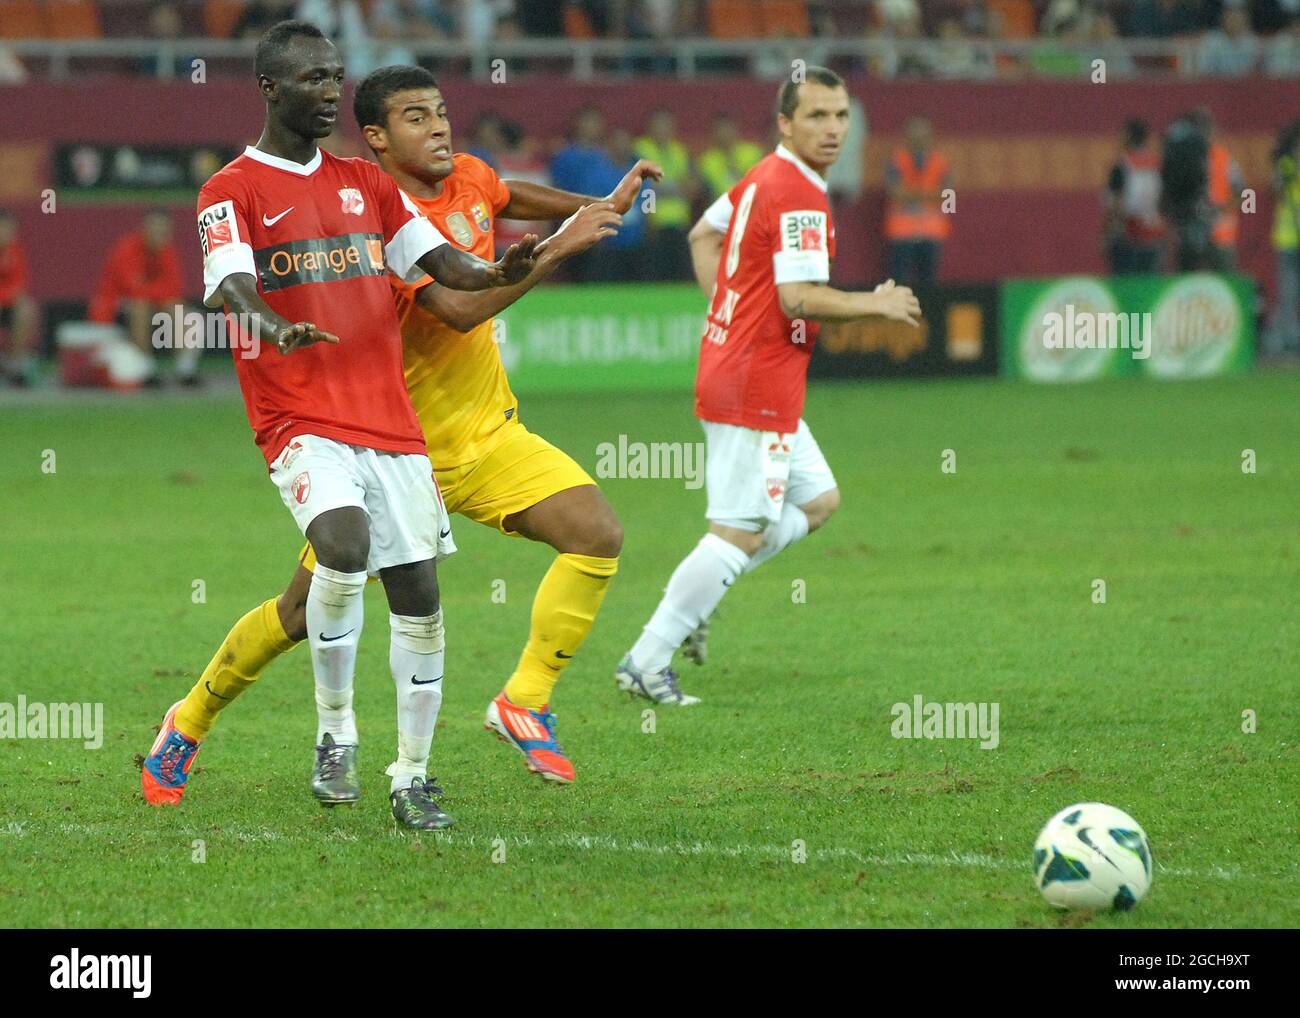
[298,424,595,572]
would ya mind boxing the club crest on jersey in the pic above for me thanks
[471,202,491,232]
[291,471,311,505]
[338,188,365,215]
[445,211,474,247]
[767,478,787,502]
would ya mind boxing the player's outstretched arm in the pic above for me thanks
[416,237,540,291]
[688,216,726,297]
[777,279,921,327]
[218,273,340,353]
[501,160,662,220]
[417,202,621,332]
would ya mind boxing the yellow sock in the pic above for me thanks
[503,553,619,709]
[174,598,300,741]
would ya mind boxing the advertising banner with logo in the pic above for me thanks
[810,284,999,380]
[1001,273,1254,382]
[494,283,703,394]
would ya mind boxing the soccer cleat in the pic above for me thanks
[484,692,575,783]
[682,611,715,666]
[141,700,202,806]
[390,777,455,830]
[311,732,360,806]
[614,654,701,706]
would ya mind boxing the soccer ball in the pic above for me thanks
[1033,802,1152,911]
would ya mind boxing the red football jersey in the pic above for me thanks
[0,239,29,306]
[694,145,836,433]
[197,146,448,465]
[88,232,184,323]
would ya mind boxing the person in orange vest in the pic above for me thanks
[1205,121,1244,271]
[1104,119,1164,274]
[884,116,951,289]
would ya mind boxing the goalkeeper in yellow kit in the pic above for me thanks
[142,66,662,804]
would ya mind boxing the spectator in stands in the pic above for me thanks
[551,106,620,280]
[233,1,297,38]
[1104,119,1164,274]
[1264,119,1300,357]
[697,114,763,202]
[1198,6,1262,76]
[1126,0,1206,37]
[635,108,697,281]
[884,116,951,289]
[933,17,994,79]
[0,209,37,387]
[89,211,198,387]
[1264,14,1300,75]
[1090,12,1136,79]
[136,3,199,79]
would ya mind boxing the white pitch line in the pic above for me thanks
[0,821,1258,881]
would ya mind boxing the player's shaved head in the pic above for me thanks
[255,20,330,81]
[354,65,441,133]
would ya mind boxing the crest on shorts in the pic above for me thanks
[445,211,474,247]
[291,471,311,505]
[767,478,787,502]
[339,188,365,215]
[471,202,491,233]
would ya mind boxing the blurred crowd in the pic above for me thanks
[3,1,1300,82]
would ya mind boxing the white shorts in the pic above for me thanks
[701,418,837,531]
[268,434,455,575]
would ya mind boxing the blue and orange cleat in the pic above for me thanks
[141,700,202,805]
[484,691,575,784]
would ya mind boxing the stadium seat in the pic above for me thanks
[0,1,45,38]
[760,0,810,38]
[203,0,247,39]
[708,0,760,39]
[43,0,103,39]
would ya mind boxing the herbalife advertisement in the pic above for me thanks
[1001,273,1255,382]
[494,283,702,394]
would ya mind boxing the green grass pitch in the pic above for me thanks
[0,373,1296,927]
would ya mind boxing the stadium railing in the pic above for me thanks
[2,36,1220,81]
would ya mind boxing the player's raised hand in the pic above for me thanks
[489,234,540,286]
[871,279,922,327]
[545,202,622,259]
[276,321,340,354]
[606,159,663,214]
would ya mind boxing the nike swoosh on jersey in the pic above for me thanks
[262,207,295,227]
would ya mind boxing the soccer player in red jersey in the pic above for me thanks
[616,67,921,704]
[142,21,537,828]
[0,208,38,387]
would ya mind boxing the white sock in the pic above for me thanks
[630,533,750,672]
[742,504,809,573]
[385,610,444,794]
[306,564,367,745]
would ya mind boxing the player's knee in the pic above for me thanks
[307,509,370,573]
[589,513,623,558]
[802,488,841,531]
[277,588,308,642]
